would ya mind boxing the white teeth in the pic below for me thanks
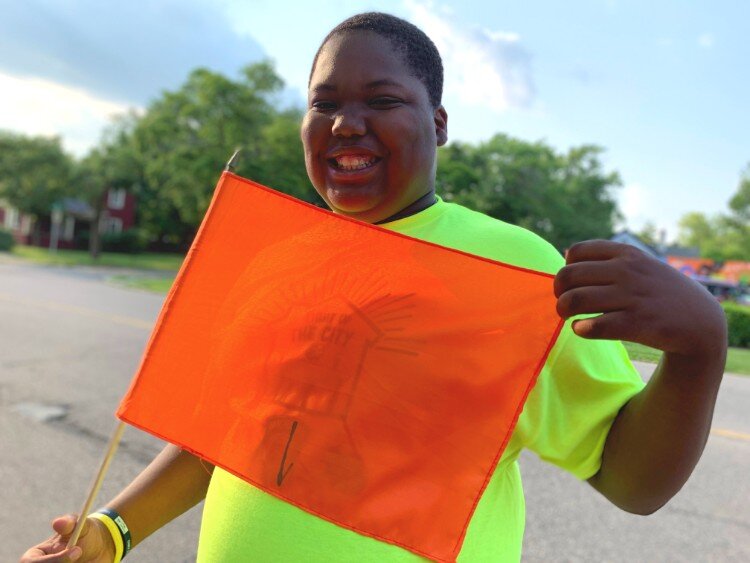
[334,155,376,170]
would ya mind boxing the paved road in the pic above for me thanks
[0,259,200,562]
[1,259,748,561]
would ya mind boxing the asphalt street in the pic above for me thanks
[1,257,748,562]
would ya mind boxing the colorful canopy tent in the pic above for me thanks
[117,172,563,562]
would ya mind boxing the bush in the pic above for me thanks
[722,302,750,348]
[74,229,90,250]
[74,228,150,253]
[0,228,15,251]
[102,229,149,254]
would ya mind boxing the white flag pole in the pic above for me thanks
[66,420,126,549]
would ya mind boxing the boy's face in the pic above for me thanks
[302,31,448,224]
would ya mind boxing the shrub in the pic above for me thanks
[0,228,15,251]
[722,302,750,348]
[74,229,90,250]
[102,229,149,254]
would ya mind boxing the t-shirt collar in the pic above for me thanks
[379,196,447,233]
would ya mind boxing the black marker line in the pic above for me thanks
[276,420,298,486]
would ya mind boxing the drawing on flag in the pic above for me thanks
[117,172,563,562]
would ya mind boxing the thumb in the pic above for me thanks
[51,514,79,536]
[51,514,91,543]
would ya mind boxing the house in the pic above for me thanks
[663,245,701,259]
[0,203,33,242]
[610,230,665,260]
[0,188,136,249]
[610,230,705,265]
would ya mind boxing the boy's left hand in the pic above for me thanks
[554,240,727,358]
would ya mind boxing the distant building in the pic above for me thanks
[610,230,704,264]
[610,230,665,260]
[0,202,33,242]
[663,245,701,259]
[0,188,136,249]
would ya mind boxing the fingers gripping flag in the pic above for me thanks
[117,173,563,562]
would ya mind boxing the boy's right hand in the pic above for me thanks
[19,514,116,563]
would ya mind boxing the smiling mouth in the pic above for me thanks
[328,155,381,171]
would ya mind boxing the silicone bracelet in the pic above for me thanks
[95,508,131,558]
[88,512,123,563]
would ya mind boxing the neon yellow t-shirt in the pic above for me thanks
[197,198,645,562]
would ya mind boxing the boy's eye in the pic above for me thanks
[369,97,402,108]
[312,100,337,111]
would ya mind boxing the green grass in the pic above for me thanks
[622,342,664,364]
[108,274,176,293]
[724,346,750,376]
[12,245,184,271]
[624,341,750,376]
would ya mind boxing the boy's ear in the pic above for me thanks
[434,105,448,147]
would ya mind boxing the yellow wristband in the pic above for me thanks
[88,512,124,563]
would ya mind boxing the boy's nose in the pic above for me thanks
[331,109,366,137]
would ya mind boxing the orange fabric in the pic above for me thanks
[117,172,563,562]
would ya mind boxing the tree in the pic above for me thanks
[551,145,621,250]
[253,108,323,205]
[729,166,750,222]
[678,167,750,261]
[637,221,661,247]
[678,212,720,257]
[130,61,315,249]
[678,213,750,262]
[437,134,621,250]
[0,131,74,243]
[77,113,142,258]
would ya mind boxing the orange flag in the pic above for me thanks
[117,172,563,562]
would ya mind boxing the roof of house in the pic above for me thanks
[663,245,701,258]
[610,230,664,259]
[61,198,94,219]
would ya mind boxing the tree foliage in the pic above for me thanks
[1,62,633,254]
[729,167,750,221]
[0,131,73,217]
[678,167,750,261]
[437,134,621,250]
[76,114,143,257]
[0,62,319,252]
[636,221,661,248]
[130,62,316,248]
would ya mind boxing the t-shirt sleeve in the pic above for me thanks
[513,321,646,480]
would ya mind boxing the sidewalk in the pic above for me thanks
[0,251,26,265]
[0,251,177,279]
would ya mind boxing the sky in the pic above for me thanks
[1,0,748,242]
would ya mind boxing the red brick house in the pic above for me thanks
[0,188,136,249]
[0,204,33,242]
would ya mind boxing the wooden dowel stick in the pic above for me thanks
[66,420,126,549]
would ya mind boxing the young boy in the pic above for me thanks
[22,12,727,563]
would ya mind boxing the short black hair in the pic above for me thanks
[309,12,444,108]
